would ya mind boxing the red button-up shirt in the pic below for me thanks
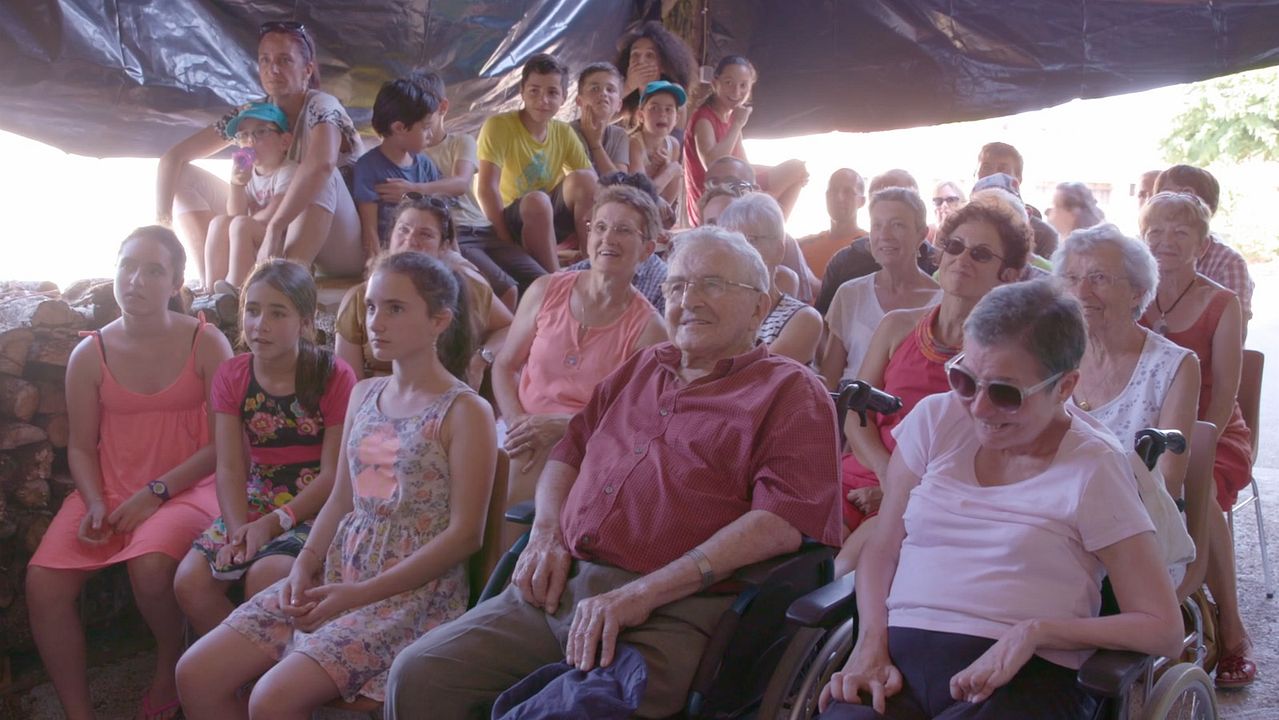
[549,342,843,575]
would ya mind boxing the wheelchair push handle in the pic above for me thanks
[835,380,904,427]
[1133,428,1187,472]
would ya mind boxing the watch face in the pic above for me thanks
[149,481,167,498]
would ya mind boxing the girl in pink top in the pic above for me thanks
[494,185,667,507]
[683,55,807,225]
[28,227,233,720]
[174,260,356,635]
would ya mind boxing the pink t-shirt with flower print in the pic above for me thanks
[211,353,356,469]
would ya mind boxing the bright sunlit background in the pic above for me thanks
[1,73,1276,289]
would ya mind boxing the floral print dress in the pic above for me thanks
[224,378,473,702]
[193,354,355,579]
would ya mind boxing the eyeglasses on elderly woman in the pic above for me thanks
[945,353,1064,411]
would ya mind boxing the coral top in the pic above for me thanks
[30,327,219,570]
[1144,284,1253,508]
[683,103,745,225]
[840,306,959,529]
[518,271,656,415]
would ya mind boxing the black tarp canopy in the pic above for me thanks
[2,0,1278,158]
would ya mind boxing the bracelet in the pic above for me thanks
[685,547,715,592]
[280,504,297,526]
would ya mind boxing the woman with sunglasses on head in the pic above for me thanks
[335,194,512,387]
[1137,191,1256,687]
[157,20,366,289]
[493,185,667,511]
[820,280,1182,720]
[834,198,1029,576]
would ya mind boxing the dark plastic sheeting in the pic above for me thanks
[1,0,1278,157]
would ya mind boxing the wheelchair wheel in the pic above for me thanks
[1141,663,1217,720]
[757,618,856,720]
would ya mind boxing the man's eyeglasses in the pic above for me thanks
[401,192,452,208]
[234,127,281,144]
[705,177,758,193]
[944,353,1064,412]
[260,21,306,36]
[661,276,760,301]
[932,195,963,207]
[941,237,1003,264]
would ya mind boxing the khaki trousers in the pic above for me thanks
[384,560,733,719]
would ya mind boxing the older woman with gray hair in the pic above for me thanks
[821,280,1181,720]
[717,193,823,363]
[1055,224,1204,600]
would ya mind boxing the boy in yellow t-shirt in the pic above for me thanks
[476,53,597,272]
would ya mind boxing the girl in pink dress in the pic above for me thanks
[27,226,233,720]
[177,252,497,717]
[683,55,807,224]
[174,259,356,635]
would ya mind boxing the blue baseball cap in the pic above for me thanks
[225,102,289,138]
[641,80,687,107]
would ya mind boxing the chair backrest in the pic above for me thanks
[1181,421,1218,593]
[1238,349,1263,458]
[468,449,510,606]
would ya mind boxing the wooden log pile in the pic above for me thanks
[0,280,239,663]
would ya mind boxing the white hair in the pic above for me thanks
[667,225,770,292]
[717,192,785,249]
[1053,223,1158,318]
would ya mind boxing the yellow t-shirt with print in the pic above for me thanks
[476,111,592,205]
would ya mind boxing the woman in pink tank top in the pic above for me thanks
[835,199,1032,576]
[27,227,233,720]
[1138,191,1256,687]
[493,186,668,508]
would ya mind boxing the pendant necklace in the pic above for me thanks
[1154,277,1196,335]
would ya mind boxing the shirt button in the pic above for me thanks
[604,485,614,495]
[634,445,643,454]
[659,408,670,416]
[581,535,592,545]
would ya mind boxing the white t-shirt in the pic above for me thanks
[245,161,297,210]
[826,275,939,381]
[424,133,491,229]
[885,392,1155,669]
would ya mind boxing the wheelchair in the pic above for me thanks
[754,384,1219,720]
[480,500,836,718]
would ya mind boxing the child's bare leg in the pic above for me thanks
[176,210,215,289]
[761,159,809,219]
[204,215,234,290]
[281,205,336,268]
[249,651,342,720]
[517,192,558,272]
[173,549,235,636]
[243,555,294,599]
[26,565,95,720]
[229,215,267,286]
[127,552,185,714]
[562,169,599,247]
[177,625,275,720]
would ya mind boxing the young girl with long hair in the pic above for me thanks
[27,227,233,720]
[174,259,356,634]
[177,252,496,717]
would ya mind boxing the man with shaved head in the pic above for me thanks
[798,169,867,281]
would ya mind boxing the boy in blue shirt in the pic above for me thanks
[353,78,446,257]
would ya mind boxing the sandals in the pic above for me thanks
[1215,642,1258,688]
[138,691,183,720]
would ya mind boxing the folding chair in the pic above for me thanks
[1230,349,1274,599]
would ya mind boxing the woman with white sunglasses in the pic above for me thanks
[820,280,1181,720]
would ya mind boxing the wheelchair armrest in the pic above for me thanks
[1076,649,1152,698]
[503,500,535,524]
[728,538,833,587]
[786,572,856,629]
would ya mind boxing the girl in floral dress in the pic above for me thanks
[177,251,497,717]
[174,259,356,634]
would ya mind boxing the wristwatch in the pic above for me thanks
[147,480,171,502]
[478,347,496,366]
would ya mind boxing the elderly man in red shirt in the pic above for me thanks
[385,225,842,719]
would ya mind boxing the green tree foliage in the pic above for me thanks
[1161,66,1279,165]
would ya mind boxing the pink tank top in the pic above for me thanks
[518,271,656,415]
[683,103,746,225]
